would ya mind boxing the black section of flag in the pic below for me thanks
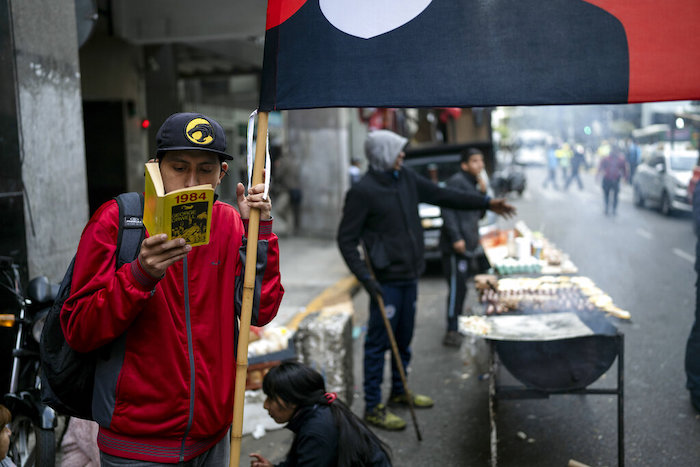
[260,0,629,110]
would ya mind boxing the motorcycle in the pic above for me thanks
[0,256,59,466]
[491,164,527,197]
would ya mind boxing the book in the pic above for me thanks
[143,161,214,247]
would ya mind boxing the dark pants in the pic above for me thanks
[602,178,620,213]
[565,168,584,190]
[441,253,470,332]
[364,281,417,410]
[100,430,230,466]
[543,167,558,189]
[686,277,700,407]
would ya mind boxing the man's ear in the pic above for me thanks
[219,162,229,182]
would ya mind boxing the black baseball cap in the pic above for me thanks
[155,112,233,160]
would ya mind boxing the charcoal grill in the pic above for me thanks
[487,315,624,467]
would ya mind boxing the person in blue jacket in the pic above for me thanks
[685,181,700,412]
[249,361,391,467]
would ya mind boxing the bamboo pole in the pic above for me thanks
[230,111,268,467]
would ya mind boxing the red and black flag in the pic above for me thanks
[259,0,700,111]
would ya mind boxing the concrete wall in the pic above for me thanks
[79,24,148,193]
[12,0,89,281]
[286,108,356,238]
[111,0,267,44]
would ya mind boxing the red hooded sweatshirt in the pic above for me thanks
[62,199,284,463]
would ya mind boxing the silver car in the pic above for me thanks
[633,146,696,215]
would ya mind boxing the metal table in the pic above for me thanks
[462,294,625,466]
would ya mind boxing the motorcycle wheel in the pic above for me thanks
[9,415,56,467]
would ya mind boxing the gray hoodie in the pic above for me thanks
[364,130,408,172]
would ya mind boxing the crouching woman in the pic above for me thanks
[250,361,392,467]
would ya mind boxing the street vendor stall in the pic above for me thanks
[481,221,579,276]
[461,268,629,466]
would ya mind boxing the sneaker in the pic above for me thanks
[388,392,434,408]
[443,331,463,347]
[693,397,700,413]
[364,403,406,430]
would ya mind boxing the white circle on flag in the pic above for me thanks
[320,0,433,39]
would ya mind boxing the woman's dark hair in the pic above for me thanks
[0,404,11,426]
[263,360,391,467]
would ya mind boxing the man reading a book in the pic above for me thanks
[61,112,284,465]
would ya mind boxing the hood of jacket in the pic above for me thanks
[365,130,407,172]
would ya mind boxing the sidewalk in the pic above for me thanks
[239,234,361,464]
[238,234,359,441]
[240,237,491,467]
[274,235,356,328]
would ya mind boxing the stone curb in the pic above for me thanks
[285,275,360,330]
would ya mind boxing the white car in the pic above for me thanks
[633,145,696,215]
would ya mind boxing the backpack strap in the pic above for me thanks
[115,192,145,269]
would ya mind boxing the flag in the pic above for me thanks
[259,0,700,111]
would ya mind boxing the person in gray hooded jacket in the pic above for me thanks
[337,130,515,430]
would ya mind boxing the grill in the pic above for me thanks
[465,275,625,466]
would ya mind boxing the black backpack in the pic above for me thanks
[40,192,145,419]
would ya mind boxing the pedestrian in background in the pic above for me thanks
[337,130,515,430]
[685,182,700,413]
[439,148,488,347]
[594,139,612,172]
[543,141,560,189]
[349,158,363,186]
[564,144,588,191]
[249,361,392,467]
[556,142,573,181]
[597,148,628,215]
[626,138,641,182]
[61,112,284,465]
[272,148,303,235]
[0,405,16,467]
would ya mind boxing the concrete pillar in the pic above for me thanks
[285,108,352,238]
[11,0,89,281]
[0,0,28,279]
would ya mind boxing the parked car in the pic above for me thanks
[633,145,696,215]
[403,143,498,262]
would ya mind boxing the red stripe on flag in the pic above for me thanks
[266,0,307,30]
[586,0,700,102]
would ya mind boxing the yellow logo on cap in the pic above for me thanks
[185,118,215,146]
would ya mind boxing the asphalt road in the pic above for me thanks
[241,165,700,467]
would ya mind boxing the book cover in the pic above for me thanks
[143,162,215,247]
